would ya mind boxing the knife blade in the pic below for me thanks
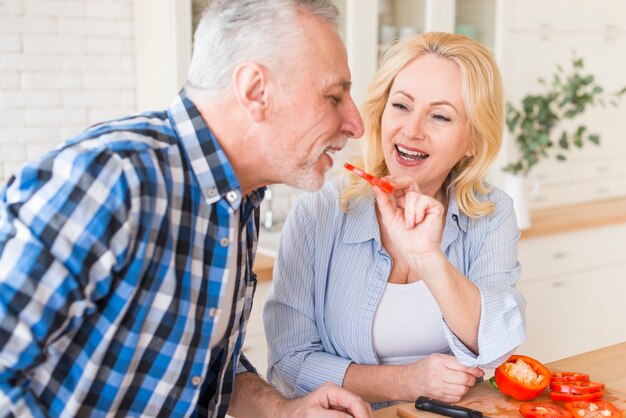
[414,396,492,418]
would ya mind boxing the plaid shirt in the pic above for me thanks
[0,90,263,417]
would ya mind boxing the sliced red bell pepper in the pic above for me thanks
[564,400,622,418]
[495,355,551,401]
[549,390,604,402]
[551,372,590,383]
[550,380,605,394]
[519,403,573,418]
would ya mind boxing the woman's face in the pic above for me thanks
[380,54,471,198]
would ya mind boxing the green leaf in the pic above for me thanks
[558,132,569,149]
[502,50,622,175]
[489,376,500,391]
[583,75,594,85]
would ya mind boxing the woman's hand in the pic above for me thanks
[373,176,445,260]
[399,353,484,403]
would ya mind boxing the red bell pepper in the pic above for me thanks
[550,380,605,394]
[519,403,573,418]
[551,372,590,383]
[495,354,551,401]
[550,391,604,402]
[564,400,622,418]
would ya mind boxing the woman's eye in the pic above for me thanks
[392,102,408,111]
[433,113,452,122]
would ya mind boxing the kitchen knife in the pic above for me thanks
[414,396,492,418]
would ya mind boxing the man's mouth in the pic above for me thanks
[396,144,429,161]
[324,144,344,156]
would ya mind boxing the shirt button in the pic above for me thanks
[207,188,217,197]
[191,376,202,386]
[220,237,229,247]
[226,190,239,203]
[209,307,220,318]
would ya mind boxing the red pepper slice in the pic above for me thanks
[564,400,622,418]
[344,162,394,194]
[549,391,604,402]
[519,403,573,418]
[551,372,590,383]
[495,355,551,401]
[550,380,605,394]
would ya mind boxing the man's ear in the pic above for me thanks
[232,62,270,122]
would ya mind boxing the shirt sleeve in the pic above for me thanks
[263,199,352,399]
[236,353,258,375]
[0,145,134,416]
[444,192,526,369]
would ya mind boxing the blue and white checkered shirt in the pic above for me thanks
[0,90,263,417]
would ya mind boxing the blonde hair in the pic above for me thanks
[341,32,503,218]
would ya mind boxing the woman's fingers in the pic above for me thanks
[372,185,396,222]
[403,191,419,228]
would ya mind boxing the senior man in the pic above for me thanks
[0,1,369,417]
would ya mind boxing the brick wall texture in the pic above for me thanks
[0,0,136,183]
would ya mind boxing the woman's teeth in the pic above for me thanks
[396,145,428,161]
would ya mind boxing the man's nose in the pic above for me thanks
[342,96,364,139]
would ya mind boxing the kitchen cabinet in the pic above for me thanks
[508,0,625,32]
[516,223,626,363]
[500,5,626,210]
[334,0,492,107]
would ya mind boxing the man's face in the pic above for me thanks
[264,14,364,191]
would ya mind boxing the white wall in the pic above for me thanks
[0,0,136,184]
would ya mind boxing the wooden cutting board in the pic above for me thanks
[396,385,626,417]
[393,342,626,417]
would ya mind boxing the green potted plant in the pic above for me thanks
[504,54,626,175]
[502,53,626,228]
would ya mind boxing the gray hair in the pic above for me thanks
[187,0,339,94]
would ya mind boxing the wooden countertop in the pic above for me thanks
[253,251,274,282]
[374,342,626,417]
[521,196,626,239]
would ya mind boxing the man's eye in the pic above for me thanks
[392,103,408,111]
[329,96,341,105]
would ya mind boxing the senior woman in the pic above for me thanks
[263,32,526,410]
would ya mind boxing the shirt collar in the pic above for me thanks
[341,181,467,248]
[167,89,265,211]
[342,193,381,246]
[445,185,467,232]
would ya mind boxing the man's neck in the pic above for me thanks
[186,88,270,195]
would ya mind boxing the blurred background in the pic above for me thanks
[2,0,626,377]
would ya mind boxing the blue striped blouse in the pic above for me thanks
[263,181,526,409]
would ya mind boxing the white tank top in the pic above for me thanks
[372,280,450,365]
